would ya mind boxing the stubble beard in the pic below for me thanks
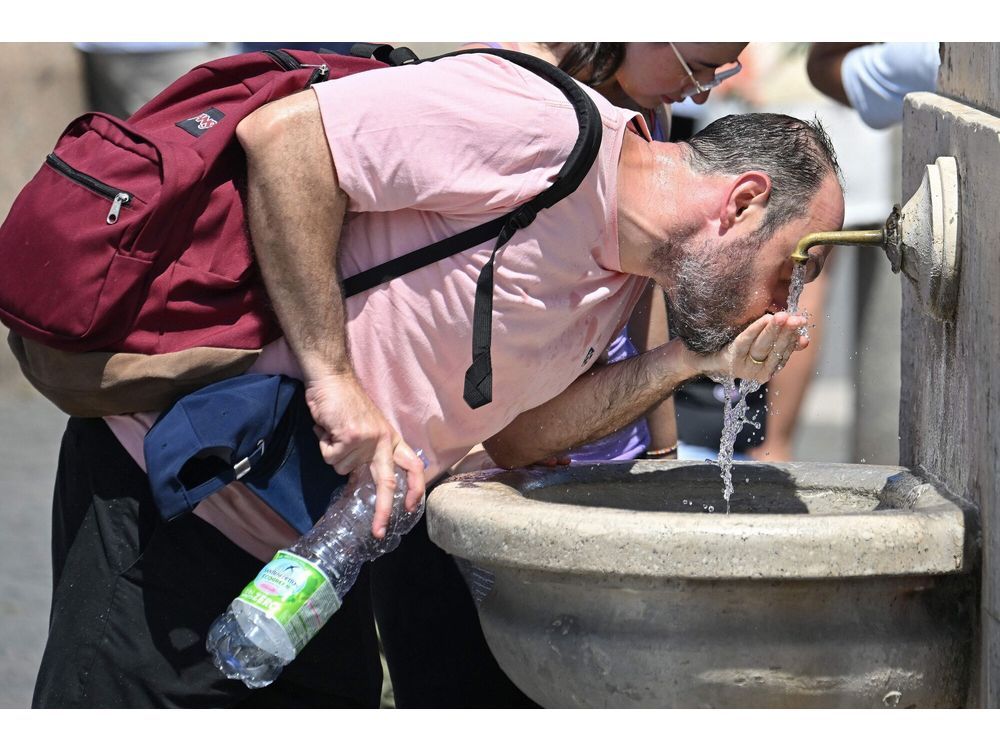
[654,234,760,354]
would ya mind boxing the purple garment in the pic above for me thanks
[566,328,651,462]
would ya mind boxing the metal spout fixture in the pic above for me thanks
[789,156,961,321]
[790,229,887,263]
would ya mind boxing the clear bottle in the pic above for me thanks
[206,457,424,688]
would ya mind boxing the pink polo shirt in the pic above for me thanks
[108,52,648,560]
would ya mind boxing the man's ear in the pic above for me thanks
[721,171,771,229]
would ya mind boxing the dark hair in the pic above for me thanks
[555,43,626,88]
[684,113,843,241]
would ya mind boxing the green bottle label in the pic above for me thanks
[238,550,341,653]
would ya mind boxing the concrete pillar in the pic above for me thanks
[0,43,86,385]
[899,42,1000,707]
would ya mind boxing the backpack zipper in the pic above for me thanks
[263,49,330,86]
[262,49,301,71]
[46,153,132,225]
[306,64,330,85]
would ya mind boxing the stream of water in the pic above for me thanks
[712,264,809,513]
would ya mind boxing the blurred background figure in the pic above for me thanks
[75,42,234,118]
[807,43,941,129]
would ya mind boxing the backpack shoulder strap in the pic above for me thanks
[341,47,604,409]
[342,47,602,297]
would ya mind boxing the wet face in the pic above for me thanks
[658,173,845,353]
[615,42,747,109]
[740,173,845,320]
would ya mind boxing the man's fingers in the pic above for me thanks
[747,313,807,366]
[747,315,783,363]
[368,439,398,539]
[730,315,772,359]
[393,442,427,513]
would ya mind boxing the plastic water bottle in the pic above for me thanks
[205,457,424,688]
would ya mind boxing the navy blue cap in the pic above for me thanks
[143,373,348,534]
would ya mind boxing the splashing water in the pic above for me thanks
[713,376,762,513]
[709,263,809,513]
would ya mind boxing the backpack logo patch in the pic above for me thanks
[176,107,225,137]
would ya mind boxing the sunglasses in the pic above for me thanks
[669,42,743,100]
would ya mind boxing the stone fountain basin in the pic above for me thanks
[426,460,978,708]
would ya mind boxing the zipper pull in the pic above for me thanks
[306,63,330,86]
[106,192,130,224]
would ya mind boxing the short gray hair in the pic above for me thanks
[684,113,842,242]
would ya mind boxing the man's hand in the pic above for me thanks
[686,311,809,384]
[305,373,426,539]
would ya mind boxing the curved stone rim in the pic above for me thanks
[426,461,974,579]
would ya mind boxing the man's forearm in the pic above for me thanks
[484,338,699,468]
[236,91,426,529]
[238,90,352,381]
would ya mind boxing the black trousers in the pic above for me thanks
[32,418,534,708]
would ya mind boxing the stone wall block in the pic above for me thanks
[900,91,1000,706]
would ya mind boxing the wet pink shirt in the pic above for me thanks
[108,53,648,560]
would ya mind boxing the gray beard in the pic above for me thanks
[654,234,759,354]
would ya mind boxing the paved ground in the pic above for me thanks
[0,379,67,707]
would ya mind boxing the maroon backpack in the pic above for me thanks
[0,48,384,355]
[0,46,601,408]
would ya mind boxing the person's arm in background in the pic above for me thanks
[748,267,830,462]
[808,42,940,129]
[236,90,425,538]
[806,43,867,106]
[627,281,679,457]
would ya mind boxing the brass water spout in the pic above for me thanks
[789,229,887,264]
[787,156,961,322]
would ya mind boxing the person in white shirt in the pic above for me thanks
[807,42,940,129]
